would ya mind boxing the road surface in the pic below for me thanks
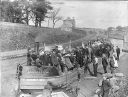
[75,53,128,97]
[0,53,128,97]
[118,53,128,76]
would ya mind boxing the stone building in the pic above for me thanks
[109,29,128,51]
[109,33,124,51]
[124,31,128,50]
[61,17,75,32]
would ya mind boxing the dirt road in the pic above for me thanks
[1,57,26,97]
[1,53,128,97]
[77,53,128,97]
[118,53,128,76]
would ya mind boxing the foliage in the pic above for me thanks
[116,26,123,31]
[108,76,128,97]
[18,0,32,25]
[118,76,128,97]
[0,22,89,52]
[0,0,52,26]
[48,8,63,28]
[107,27,115,32]
[31,0,52,27]
[0,0,22,23]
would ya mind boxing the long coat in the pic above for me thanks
[102,57,108,67]
[39,54,50,66]
[51,53,59,66]
[101,80,111,97]
[63,56,73,69]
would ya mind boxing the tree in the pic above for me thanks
[18,0,32,25]
[49,8,63,28]
[31,0,52,27]
[116,26,123,31]
[0,0,10,21]
[0,0,52,26]
[0,0,3,21]
[0,0,23,23]
[11,1,23,23]
[107,27,114,32]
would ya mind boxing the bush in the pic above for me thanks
[109,76,128,97]
[118,76,128,97]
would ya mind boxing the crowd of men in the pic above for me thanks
[26,39,120,77]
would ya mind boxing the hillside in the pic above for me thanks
[0,22,94,52]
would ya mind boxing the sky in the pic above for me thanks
[8,0,128,29]
[43,0,128,29]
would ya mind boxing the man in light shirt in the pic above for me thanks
[93,55,99,77]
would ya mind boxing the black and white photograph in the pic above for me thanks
[0,0,128,97]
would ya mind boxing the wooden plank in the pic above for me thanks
[20,80,47,86]
[20,85,45,89]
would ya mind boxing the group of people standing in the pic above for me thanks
[97,46,120,97]
[24,39,122,97]
[102,46,120,74]
[26,39,121,78]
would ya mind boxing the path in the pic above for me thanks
[75,52,128,97]
[1,53,128,97]
[118,53,128,76]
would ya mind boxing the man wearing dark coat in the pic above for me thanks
[101,77,111,97]
[31,51,37,61]
[116,46,120,60]
[39,52,50,66]
[109,56,115,74]
[51,51,59,67]
[84,56,93,76]
[27,47,31,66]
[74,48,80,64]
[78,48,84,67]
[92,56,98,76]
[102,54,108,73]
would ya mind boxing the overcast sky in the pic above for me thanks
[43,0,128,29]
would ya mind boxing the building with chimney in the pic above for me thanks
[61,17,75,32]
[124,27,128,49]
